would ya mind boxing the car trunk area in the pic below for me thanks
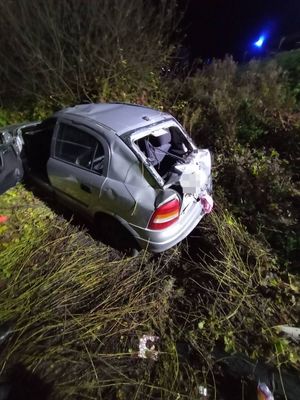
[134,126,193,179]
[133,124,212,200]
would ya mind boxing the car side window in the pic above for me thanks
[55,124,105,173]
[92,144,105,174]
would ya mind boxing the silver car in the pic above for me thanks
[1,103,213,253]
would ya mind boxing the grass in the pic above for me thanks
[0,186,55,279]
[0,185,299,399]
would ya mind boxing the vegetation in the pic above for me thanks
[275,49,300,101]
[168,57,299,272]
[0,0,177,109]
[1,186,298,399]
[0,1,299,399]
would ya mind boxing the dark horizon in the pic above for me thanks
[179,0,300,61]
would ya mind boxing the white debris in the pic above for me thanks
[257,382,274,400]
[198,385,208,397]
[178,167,208,196]
[275,325,300,342]
[174,149,212,197]
[138,334,159,361]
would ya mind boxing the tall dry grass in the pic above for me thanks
[1,186,298,399]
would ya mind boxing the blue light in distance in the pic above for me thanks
[254,35,265,48]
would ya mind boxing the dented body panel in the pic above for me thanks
[1,103,213,252]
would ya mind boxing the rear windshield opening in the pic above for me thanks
[134,126,192,178]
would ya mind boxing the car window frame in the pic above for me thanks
[52,119,109,176]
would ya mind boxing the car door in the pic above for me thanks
[0,132,23,195]
[47,121,108,213]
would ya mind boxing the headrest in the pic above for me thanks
[149,132,171,147]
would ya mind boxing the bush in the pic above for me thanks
[215,144,298,268]
[0,0,177,108]
[166,57,299,269]
[169,57,296,151]
[275,49,300,102]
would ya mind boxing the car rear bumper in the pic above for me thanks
[129,199,206,253]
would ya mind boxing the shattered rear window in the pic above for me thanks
[134,126,193,178]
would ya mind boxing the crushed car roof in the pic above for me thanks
[57,103,171,136]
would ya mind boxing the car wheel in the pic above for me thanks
[94,213,140,256]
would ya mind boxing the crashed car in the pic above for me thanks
[1,103,212,252]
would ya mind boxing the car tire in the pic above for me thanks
[94,213,140,256]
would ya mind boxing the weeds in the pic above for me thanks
[0,37,299,398]
[0,0,177,108]
[166,57,299,271]
[0,187,298,399]
[173,206,299,360]
[0,185,55,279]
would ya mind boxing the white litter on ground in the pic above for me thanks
[138,334,159,361]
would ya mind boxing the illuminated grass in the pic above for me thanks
[0,186,298,399]
[0,185,55,278]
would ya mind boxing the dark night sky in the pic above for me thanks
[180,0,300,60]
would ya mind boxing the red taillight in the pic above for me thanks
[148,198,180,230]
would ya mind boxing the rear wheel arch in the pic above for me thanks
[94,211,140,253]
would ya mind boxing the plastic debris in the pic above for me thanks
[173,149,212,198]
[198,385,208,397]
[0,215,9,224]
[257,382,274,400]
[200,193,213,214]
[138,334,159,361]
[276,325,300,342]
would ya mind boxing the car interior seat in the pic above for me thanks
[147,132,172,166]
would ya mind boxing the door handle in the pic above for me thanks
[80,183,91,193]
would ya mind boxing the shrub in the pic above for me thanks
[169,57,296,151]
[166,57,299,269]
[0,0,177,108]
[275,49,300,102]
[215,144,298,267]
